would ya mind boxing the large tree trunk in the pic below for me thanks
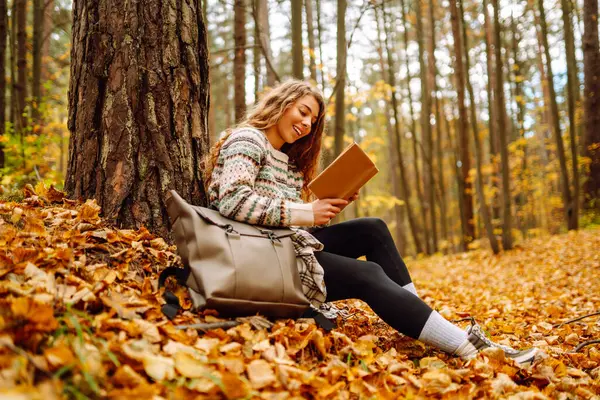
[583,0,600,210]
[561,0,580,228]
[32,0,44,123]
[305,0,318,83]
[382,2,423,255]
[292,0,303,79]
[0,0,6,169]
[65,0,210,238]
[460,0,500,253]
[493,0,513,249]
[537,0,575,230]
[234,0,246,122]
[334,0,346,157]
[449,0,474,250]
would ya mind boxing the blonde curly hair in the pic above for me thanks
[202,79,326,201]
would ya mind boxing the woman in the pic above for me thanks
[203,80,538,365]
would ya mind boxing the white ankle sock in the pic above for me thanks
[417,311,468,354]
[402,282,418,297]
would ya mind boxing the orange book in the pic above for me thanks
[308,142,379,200]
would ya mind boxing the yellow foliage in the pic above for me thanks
[346,113,357,122]
[363,194,405,211]
[322,136,334,151]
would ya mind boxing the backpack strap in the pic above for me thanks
[158,267,190,320]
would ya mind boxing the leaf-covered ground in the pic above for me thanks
[1,185,599,399]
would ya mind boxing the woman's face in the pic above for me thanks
[275,95,320,145]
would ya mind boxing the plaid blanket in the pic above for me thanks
[292,228,346,319]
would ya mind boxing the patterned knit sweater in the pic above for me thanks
[208,127,331,309]
[208,127,314,227]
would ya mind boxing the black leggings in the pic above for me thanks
[311,218,433,339]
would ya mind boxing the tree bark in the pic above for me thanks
[582,0,600,210]
[449,0,474,250]
[305,0,318,83]
[315,0,326,90]
[375,6,407,255]
[382,3,424,255]
[292,0,303,79]
[510,12,529,235]
[253,0,276,87]
[460,0,500,253]
[537,0,575,230]
[0,0,6,168]
[434,94,448,245]
[32,0,44,123]
[234,0,247,122]
[42,0,54,85]
[427,0,438,252]
[253,0,260,102]
[9,0,15,131]
[416,0,433,254]
[334,0,346,157]
[493,0,513,248]
[483,0,500,222]
[532,2,554,153]
[16,0,27,137]
[65,0,210,238]
[400,0,427,253]
[561,0,580,228]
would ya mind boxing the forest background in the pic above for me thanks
[0,0,598,257]
[0,0,600,398]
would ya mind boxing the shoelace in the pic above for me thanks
[469,324,520,355]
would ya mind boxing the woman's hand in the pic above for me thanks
[348,191,359,203]
[312,198,349,225]
[338,191,359,212]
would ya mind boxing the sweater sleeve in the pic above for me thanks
[216,129,311,227]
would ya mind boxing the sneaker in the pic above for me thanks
[455,323,539,366]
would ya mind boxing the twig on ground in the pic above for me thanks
[554,311,600,328]
[176,315,275,331]
[175,321,240,331]
[0,337,53,378]
[237,316,274,330]
[572,339,600,353]
[452,317,475,325]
